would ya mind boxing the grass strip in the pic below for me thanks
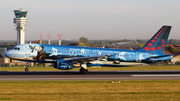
[0,80,180,101]
[0,65,180,71]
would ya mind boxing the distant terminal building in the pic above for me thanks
[13,9,28,45]
[0,52,9,64]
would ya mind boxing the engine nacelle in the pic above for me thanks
[56,59,73,70]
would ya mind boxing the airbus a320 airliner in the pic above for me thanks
[5,26,172,74]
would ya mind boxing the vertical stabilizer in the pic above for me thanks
[138,26,171,53]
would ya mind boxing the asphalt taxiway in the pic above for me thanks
[0,71,180,81]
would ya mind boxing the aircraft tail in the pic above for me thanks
[138,26,171,53]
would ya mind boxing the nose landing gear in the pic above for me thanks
[25,61,30,72]
[25,68,29,72]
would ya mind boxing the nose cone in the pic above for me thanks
[5,51,9,57]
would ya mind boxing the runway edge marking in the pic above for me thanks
[132,74,180,77]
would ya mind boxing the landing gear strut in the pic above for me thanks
[25,61,30,72]
[79,64,89,74]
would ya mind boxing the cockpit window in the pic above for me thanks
[14,47,20,50]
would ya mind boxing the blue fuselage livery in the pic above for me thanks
[5,26,173,74]
[4,44,172,62]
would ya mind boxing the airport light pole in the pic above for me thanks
[57,34,62,45]
[13,8,28,45]
[47,35,51,45]
[39,35,43,44]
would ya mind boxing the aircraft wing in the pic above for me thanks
[148,55,172,59]
[10,55,110,64]
[9,58,57,63]
[147,53,179,59]
[64,55,109,64]
[144,54,173,61]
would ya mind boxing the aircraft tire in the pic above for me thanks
[83,69,89,74]
[25,68,29,72]
[80,68,84,74]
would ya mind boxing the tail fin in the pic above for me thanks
[138,26,171,53]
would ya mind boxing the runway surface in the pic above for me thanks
[0,71,180,81]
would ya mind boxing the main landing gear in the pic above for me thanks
[79,64,89,74]
[80,68,89,74]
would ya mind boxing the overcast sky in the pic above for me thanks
[0,0,180,40]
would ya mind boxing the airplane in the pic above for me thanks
[5,25,173,74]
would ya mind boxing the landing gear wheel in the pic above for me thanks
[83,69,89,74]
[79,68,89,74]
[25,68,29,72]
[80,68,84,74]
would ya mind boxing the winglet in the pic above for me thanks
[138,26,172,53]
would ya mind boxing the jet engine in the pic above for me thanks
[55,59,73,70]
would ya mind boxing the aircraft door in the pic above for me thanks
[136,52,141,62]
[25,45,31,55]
